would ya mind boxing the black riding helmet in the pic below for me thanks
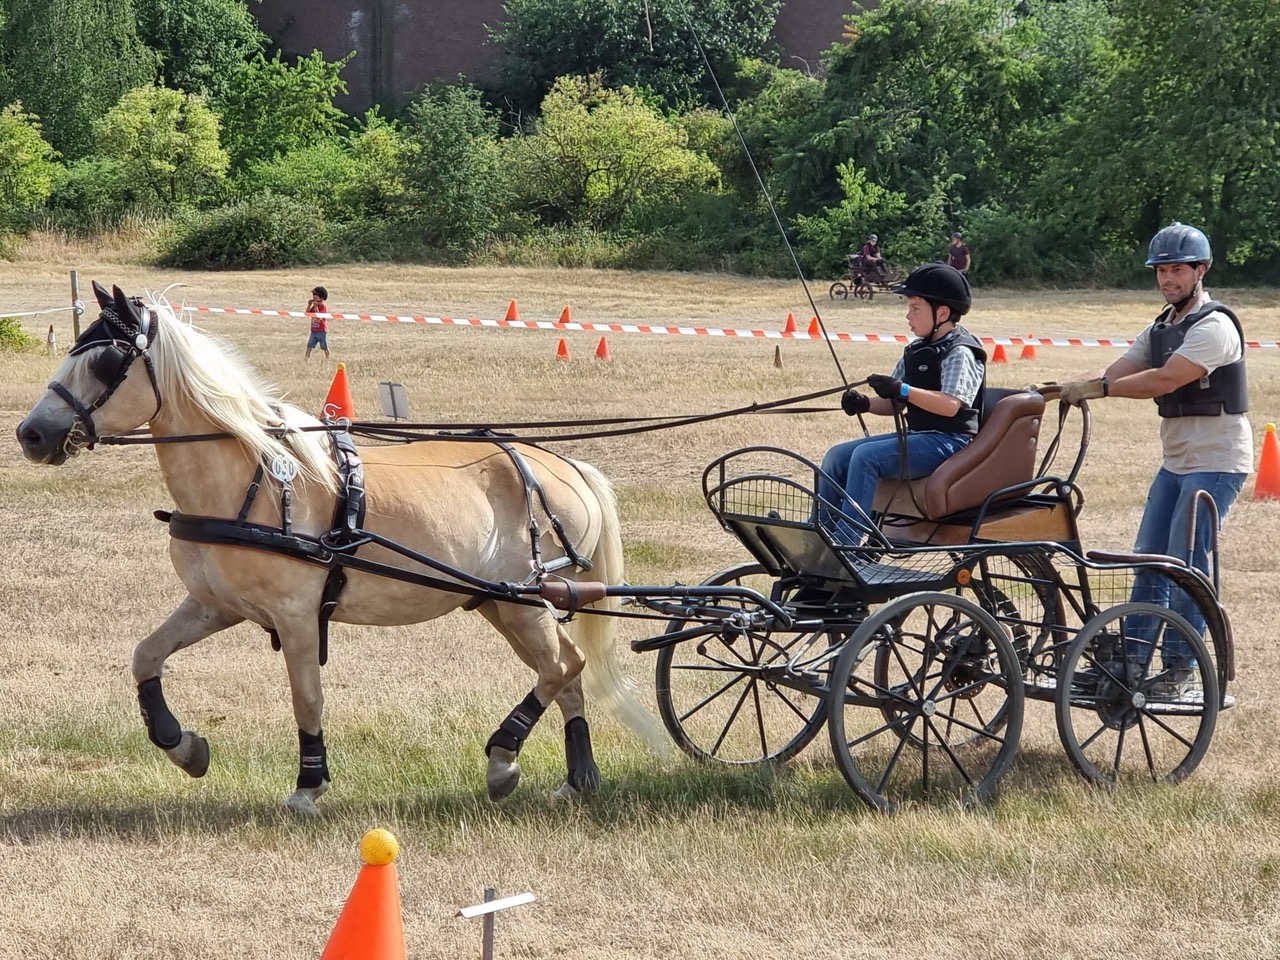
[889,263,972,317]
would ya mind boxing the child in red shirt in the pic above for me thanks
[305,285,331,359]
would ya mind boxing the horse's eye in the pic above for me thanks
[89,345,129,385]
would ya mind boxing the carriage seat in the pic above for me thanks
[873,387,1046,522]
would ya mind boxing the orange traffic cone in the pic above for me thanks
[1020,334,1038,361]
[322,362,355,421]
[991,344,1008,363]
[1254,423,1280,500]
[321,830,407,960]
[594,336,612,361]
[783,312,798,334]
[559,305,572,324]
[555,338,571,361]
[504,300,519,322]
[807,316,821,337]
[773,345,783,369]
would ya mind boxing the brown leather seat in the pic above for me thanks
[875,388,1045,522]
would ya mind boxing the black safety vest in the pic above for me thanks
[1149,301,1249,418]
[902,327,986,435]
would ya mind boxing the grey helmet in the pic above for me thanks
[1146,222,1212,267]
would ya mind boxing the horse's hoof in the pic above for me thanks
[282,782,328,817]
[548,781,580,807]
[167,731,210,778]
[486,750,522,801]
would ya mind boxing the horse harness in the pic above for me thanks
[157,431,592,666]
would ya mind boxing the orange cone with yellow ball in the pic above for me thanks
[1253,423,1280,501]
[321,829,407,960]
[322,362,356,421]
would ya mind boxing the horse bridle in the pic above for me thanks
[48,301,162,456]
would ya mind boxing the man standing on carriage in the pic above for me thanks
[1057,223,1251,691]
[819,263,985,542]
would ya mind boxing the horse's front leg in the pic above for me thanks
[276,618,330,816]
[133,595,244,778]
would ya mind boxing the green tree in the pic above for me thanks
[793,161,907,274]
[490,0,781,118]
[0,0,158,158]
[506,75,719,230]
[96,84,228,207]
[395,84,509,254]
[216,50,351,172]
[0,102,60,231]
[133,0,267,100]
[1035,0,1280,273]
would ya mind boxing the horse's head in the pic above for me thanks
[17,281,162,464]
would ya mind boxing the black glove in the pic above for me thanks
[841,388,871,416]
[866,374,904,400]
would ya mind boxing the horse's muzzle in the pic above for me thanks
[16,415,71,465]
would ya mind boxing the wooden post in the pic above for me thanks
[70,269,83,339]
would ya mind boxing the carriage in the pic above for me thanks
[829,254,906,301]
[17,285,1233,814]
[627,387,1232,810]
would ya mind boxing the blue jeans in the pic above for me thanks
[818,432,972,542]
[1126,468,1246,666]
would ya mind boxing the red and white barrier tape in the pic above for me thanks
[189,305,1280,350]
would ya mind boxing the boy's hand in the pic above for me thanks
[866,374,903,399]
[841,389,871,416]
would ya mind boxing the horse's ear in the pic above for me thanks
[93,281,113,311]
[112,285,140,327]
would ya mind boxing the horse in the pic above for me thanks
[16,283,667,813]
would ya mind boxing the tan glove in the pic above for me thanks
[1060,378,1109,406]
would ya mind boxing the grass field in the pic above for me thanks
[3,247,1280,959]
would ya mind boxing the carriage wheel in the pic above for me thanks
[828,592,1024,812]
[1055,602,1218,786]
[965,553,1070,688]
[853,280,872,301]
[655,563,830,765]
[829,282,849,300]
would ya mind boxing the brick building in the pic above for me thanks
[253,0,859,111]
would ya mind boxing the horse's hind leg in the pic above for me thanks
[478,604,590,801]
[133,595,244,778]
[548,674,602,802]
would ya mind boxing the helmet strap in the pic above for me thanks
[1169,265,1205,315]
[928,303,953,338]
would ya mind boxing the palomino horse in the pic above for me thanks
[17,283,665,813]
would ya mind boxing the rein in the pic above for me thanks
[94,385,849,448]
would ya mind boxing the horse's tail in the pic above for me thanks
[570,459,670,757]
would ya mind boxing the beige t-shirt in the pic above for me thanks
[1120,292,1253,475]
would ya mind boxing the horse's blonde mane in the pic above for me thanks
[147,301,338,492]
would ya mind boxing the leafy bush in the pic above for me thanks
[159,194,326,268]
[0,315,39,351]
[47,157,133,228]
[0,101,60,232]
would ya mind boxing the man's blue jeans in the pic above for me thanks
[818,432,972,542]
[1126,468,1246,667]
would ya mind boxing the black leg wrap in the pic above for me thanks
[297,728,330,789]
[565,716,601,792]
[137,677,182,749]
[485,689,547,757]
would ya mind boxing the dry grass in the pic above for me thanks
[3,251,1280,958]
